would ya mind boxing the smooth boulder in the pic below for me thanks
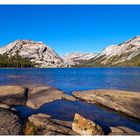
[25,113,77,135]
[73,89,140,119]
[109,126,140,135]
[0,86,27,106]
[0,108,23,135]
[26,86,76,109]
[72,113,104,135]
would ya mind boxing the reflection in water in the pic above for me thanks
[15,99,140,134]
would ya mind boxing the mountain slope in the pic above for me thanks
[62,52,97,66]
[116,53,140,66]
[0,40,66,68]
[77,36,140,67]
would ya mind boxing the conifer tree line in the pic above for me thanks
[0,52,35,68]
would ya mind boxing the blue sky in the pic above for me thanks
[0,5,140,55]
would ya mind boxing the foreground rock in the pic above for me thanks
[109,126,140,135]
[73,89,140,119]
[26,86,76,109]
[0,86,27,106]
[0,108,23,135]
[25,113,77,135]
[72,113,104,135]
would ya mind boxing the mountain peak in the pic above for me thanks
[0,40,66,68]
[12,39,44,45]
[82,35,140,66]
[134,35,140,38]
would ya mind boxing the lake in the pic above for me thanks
[0,67,140,134]
[1,67,140,93]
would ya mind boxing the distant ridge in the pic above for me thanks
[76,36,140,67]
[0,36,140,68]
[62,52,98,66]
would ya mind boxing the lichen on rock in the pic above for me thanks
[72,113,104,135]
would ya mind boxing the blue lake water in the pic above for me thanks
[0,67,140,134]
[0,67,140,93]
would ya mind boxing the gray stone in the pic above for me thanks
[27,86,76,109]
[0,86,28,106]
[26,113,77,135]
[73,89,140,119]
[109,126,140,135]
[0,108,23,135]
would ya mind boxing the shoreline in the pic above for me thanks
[0,66,140,69]
[0,85,140,135]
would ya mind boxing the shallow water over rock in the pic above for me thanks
[15,99,140,134]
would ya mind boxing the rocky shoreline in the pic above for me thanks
[0,85,140,135]
[73,89,140,120]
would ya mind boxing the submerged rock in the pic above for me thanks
[25,113,77,135]
[109,126,140,135]
[73,89,140,119]
[0,86,28,106]
[0,108,23,135]
[26,86,76,109]
[72,113,103,135]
